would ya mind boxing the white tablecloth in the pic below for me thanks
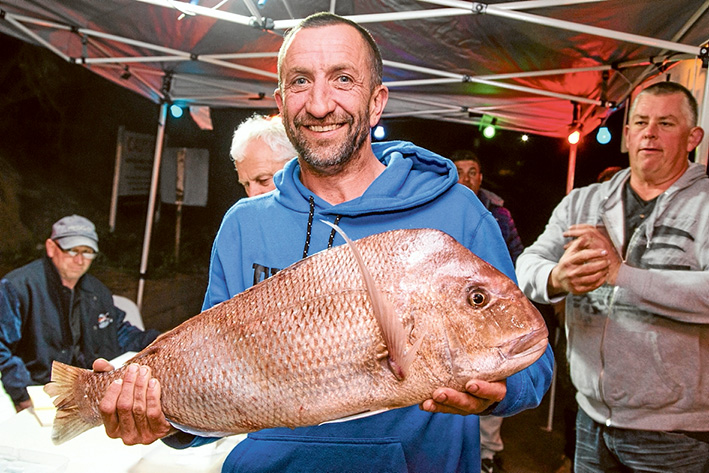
[0,410,245,473]
[0,353,245,472]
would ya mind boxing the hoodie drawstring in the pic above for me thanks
[302,196,342,259]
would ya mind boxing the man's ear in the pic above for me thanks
[274,87,284,114]
[45,239,57,257]
[687,126,704,153]
[369,84,389,128]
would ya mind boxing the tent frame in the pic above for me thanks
[1,0,707,310]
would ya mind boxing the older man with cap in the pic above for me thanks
[0,215,159,412]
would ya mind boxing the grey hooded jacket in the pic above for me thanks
[516,162,709,432]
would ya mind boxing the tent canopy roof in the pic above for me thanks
[1,0,707,138]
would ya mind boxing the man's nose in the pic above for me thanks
[643,122,658,138]
[306,81,335,118]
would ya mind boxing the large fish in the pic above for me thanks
[45,225,548,445]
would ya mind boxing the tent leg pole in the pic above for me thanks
[565,142,578,194]
[697,60,709,165]
[137,101,168,311]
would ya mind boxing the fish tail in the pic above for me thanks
[44,361,98,445]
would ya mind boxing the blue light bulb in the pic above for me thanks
[596,126,611,145]
[170,104,184,118]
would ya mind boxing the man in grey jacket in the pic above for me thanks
[516,81,708,472]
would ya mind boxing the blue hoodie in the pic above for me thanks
[180,141,553,473]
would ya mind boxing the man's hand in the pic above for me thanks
[93,359,173,445]
[15,399,33,413]
[547,224,621,297]
[418,379,506,416]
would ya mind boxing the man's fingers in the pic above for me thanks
[419,388,477,415]
[419,381,507,416]
[145,378,173,438]
[114,364,141,443]
[93,358,115,373]
[99,378,123,438]
[465,380,506,403]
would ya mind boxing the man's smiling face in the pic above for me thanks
[275,23,381,174]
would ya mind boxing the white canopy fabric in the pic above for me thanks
[1,0,707,142]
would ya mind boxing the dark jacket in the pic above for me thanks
[478,188,524,262]
[0,255,160,404]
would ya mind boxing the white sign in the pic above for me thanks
[160,148,209,207]
[117,129,155,196]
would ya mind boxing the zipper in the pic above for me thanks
[596,211,638,427]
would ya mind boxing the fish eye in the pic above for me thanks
[467,289,487,307]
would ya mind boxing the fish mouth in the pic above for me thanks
[501,327,549,360]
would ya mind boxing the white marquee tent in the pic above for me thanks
[1,0,708,304]
[1,0,707,140]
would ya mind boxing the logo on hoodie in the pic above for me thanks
[97,312,113,329]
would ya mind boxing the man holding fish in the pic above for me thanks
[516,81,709,472]
[92,12,554,472]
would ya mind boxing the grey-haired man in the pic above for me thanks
[0,215,159,412]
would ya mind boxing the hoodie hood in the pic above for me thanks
[272,140,458,217]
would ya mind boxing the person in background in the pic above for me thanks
[450,149,524,473]
[0,215,160,412]
[516,81,709,472]
[451,150,524,262]
[230,114,296,197]
[92,12,553,473]
[596,165,622,183]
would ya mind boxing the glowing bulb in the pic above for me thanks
[568,130,580,144]
[521,134,529,142]
[596,126,611,145]
[373,125,386,140]
[170,104,184,118]
[483,125,496,139]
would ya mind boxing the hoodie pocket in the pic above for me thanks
[224,434,409,473]
[601,314,685,409]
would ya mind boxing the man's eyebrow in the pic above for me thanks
[631,113,679,121]
[287,63,356,76]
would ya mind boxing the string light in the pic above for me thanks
[568,130,580,144]
[479,116,497,139]
[170,104,184,118]
[596,126,611,144]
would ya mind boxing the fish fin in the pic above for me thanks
[321,220,421,380]
[44,361,98,445]
[318,408,390,426]
[165,418,233,438]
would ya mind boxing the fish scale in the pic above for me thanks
[44,227,548,444]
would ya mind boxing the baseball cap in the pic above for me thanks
[51,215,99,253]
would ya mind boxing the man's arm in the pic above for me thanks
[563,225,709,324]
[114,305,161,353]
[516,198,611,303]
[0,279,34,410]
[492,206,525,264]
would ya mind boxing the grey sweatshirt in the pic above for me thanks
[516,162,709,432]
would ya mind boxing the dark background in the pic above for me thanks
[0,32,629,274]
